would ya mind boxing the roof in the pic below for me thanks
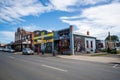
[73,32,96,39]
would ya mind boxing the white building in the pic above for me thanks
[74,31,96,54]
[85,37,96,53]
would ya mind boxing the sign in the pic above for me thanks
[34,33,54,40]
[22,41,31,44]
[58,29,70,39]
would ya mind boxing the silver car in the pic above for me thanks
[22,48,34,55]
[8,49,15,53]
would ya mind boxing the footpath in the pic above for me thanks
[58,53,120,63]
[15,52,120,63]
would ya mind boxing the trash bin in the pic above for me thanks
[53,50,57,56]
[41,50,45,55]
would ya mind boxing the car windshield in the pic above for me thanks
[26,48,31,50]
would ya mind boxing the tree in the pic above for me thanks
[105,35,119,42]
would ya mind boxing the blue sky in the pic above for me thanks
[0,0,120,44]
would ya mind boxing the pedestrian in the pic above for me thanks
[41,44,45,55]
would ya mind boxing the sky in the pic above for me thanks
[0,0,120,44]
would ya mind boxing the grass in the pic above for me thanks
[117,50,120,54]
[90,53,108,56]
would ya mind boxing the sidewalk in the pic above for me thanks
[15,52,120,63]
[58,54,120,63]
[14,52,22,54]
[15,52,53,57]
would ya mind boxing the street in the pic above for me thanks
[0,52,120,80]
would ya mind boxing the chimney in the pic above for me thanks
[87,31,90,36]
[108,32,111,41]
[70,25,73,32]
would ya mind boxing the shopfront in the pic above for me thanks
[33,25,96,55]
[34,31,54,53]
[54,26,74,55]
[22,33,33,50]
[74,35,85,53]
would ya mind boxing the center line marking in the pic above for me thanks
[41,64,68,72]
[9,56,15,59]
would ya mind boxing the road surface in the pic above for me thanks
[0,52,120,80]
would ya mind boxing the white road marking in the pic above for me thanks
[41,64,68,72]
[20,59,35,64]
[21,59,29,63]
[9,56,15,59]
[112,64,119,68]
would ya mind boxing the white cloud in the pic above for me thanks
[22,24,53,32]
[50,0,108,11]
[0,0,53,23]
[0,31,14,43]
[22,25,41,32]
[0,0,111,23]
[82,3,120,27]
[60,2,120,40]
[50,0,78,11]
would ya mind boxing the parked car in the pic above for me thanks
[0,48,3,51]
[3,48,9,52]
[8,49,15,53]
[22,48,34,55]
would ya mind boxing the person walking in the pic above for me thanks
[41,44,45,55]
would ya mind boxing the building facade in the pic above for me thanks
[33,30,54,53]
[96,40,106,50]
[54,26,73,54]
[14,28,31,51]
[14,26,97,54]
[54,26,96,55]
[73,34,96,54]
[22,32,34,50]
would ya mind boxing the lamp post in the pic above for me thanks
[21,34,23,52]
[37,40,40,55]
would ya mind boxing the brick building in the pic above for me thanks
[14,28,31,51]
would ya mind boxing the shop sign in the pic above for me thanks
[22,41,31,44]
[46,39,54,42]
[34,33,54,40]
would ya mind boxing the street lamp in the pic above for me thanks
[37,40,40,55]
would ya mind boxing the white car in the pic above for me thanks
[4,48,9,52]
[0,48,3,51]
[8,49,15,53]
[22,48,34,55]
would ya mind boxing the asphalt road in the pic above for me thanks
[0,52,120,80]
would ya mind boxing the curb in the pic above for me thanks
[58,55,120,63]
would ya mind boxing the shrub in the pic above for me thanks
[117,50,120,54]
[101,49,107,52]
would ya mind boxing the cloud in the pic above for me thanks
[22,25,41,32]
[22,24,53,32]
[0,31,14,43]
[50,0,109,11]
[60,2,120,40]
[0,0,112,23]
[50,0,79,11]
[0,0,52,23]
